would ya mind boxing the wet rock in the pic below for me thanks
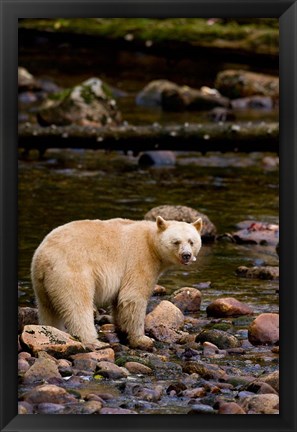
[248,313,279,345]
[215,70,279,99]
[218,401,246,414]
[182,387,206,398]
[77,400,103,414]
[23,356,62,384]
[226,375,254,387]
[171,287,202,314]
[57,359,73,376]
[166,382,187,396]
[37,402,65,414]
[202,341,226,358]
[231,220,279,246]
[182,361,227,381]
[124,361,152,375]
[188,404,216,414]
[133,384,163,402]
[18,358,30,375]
[144,205,216,242]
[71,349,115,370]
[246,381,278,395]
[18,401,33,414]
[18,67,41,91]
[37,77,121,127]
[138,151,176,167]
[231,96,274,110]
[18,307,39,333]
[261,370,279,393]
[206,297,253,317]
[100,407,137,414]
[196,329,241,349]
[96,361,129,379]
[22,384,77,405]
[145,300,184,332]
[149,325,182,343]
[236,266,279,280]
[84,393,105,404]
[153,284,167,296]
[136,79,229,111]
[240,394,279,414]
[20,325,88,358]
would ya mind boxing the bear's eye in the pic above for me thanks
[188,239,194,246]
[172,240,181,246]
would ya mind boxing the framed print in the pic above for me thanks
[1,1,296,431]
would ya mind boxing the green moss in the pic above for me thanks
[19,18,278,56]
[49,88,72,102]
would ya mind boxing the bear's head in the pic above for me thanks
[156,216,203,266]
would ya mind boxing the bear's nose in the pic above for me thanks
[182,252,191,261]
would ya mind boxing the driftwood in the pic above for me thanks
[18,122,279,155]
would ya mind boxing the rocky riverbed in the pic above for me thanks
[18,282,279,415]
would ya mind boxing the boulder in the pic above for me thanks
[236,266,279,280]
[18,307,39,333]
[96,361,129,379]
[144,205,216,242]
[231,220,279,246]
[20,325,88,358]
[23,356,62,384]
[239,394,279,414]
[136,79,229,111]
[248,313,279,345]
[22,384,77,405]
[171,287,202,314]
[195,329,241,349]
[145,300,184,333]
[206,297,253,317]
[215,70,279,99]
[37,77,121,127]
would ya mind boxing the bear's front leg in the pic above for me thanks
[114,294,154,350]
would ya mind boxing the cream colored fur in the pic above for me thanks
[31,217,202,349]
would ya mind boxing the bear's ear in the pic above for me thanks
[156,216,168,231]
[192,218,203,233]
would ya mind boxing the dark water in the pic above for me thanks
[18,150,279,316]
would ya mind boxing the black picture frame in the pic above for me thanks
[1,1,296,431]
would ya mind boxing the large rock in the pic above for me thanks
[195,329,241,349]
[20,325,88,358]
[231,220,279,246]
[145,300,184,332]
[23,356,62,384]
[206,297,253,317]
[136,79,230,111]
[248,313,279,345]
[215,70,279,99]
[21,384,77,405]
[236,266,279,280]
[18,307,39,333]
[144,205,216,242]
[239,394,279,414]
[37,77,121,127]
[171,287,202,314]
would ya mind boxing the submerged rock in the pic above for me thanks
[236,266,279,280]
[37,77,122,127]
[144,205,216,242]
[248,313,279,346]
[206,297,253,317]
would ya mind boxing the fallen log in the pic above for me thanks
[18,122,279,156]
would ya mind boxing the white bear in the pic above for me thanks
[31,216,202,349]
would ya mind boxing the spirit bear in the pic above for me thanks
[31,216,202,349]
